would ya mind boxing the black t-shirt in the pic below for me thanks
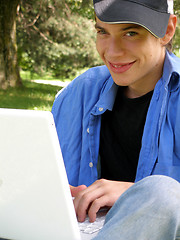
[99,87,153,182]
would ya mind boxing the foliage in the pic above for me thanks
[173,0,180,53]
[16,0,180,79]
[17,0,101,78]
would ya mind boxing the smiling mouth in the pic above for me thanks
[109,61,136,73]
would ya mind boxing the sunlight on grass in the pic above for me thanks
[0,68,88,111]
[20,68,88,82]
[0,79,62,111]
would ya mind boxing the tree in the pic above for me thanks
[17,0,180,79]
[0,0,21,89]
[1,0,179,89]
[16,0,101,78]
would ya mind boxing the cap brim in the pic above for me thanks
[94,0,170,38]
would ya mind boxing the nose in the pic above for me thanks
[106,37,125,57]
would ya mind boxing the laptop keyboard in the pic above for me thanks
[78,211,106,234]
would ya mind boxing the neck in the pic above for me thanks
[124,86,155,98]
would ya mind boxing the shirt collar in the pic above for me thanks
[162,51,180,92]
[92,51,180,115]
[93,75,118,115]
[165,51,180,75]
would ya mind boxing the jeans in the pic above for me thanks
[93,175,180,240]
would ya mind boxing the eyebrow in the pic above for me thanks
[121,25,142,31]
[95,23,142,31]
[94,23,104,29]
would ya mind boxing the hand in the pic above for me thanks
[70,184,87,197]
[73,179,134,223]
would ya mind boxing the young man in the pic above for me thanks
[52,0,180,238]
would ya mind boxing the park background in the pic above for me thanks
[0,0,180,111]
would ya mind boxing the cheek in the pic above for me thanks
[143,45,162,65]
[96,40,102,54]
[135,42,155,65]
[96,40,105,61]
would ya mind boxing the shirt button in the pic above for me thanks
[89,162,93,168]
[87,128,90,133]
[99,107,104,112]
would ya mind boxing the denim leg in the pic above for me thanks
[93,175,180,240]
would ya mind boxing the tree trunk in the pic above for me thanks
[0,0,21,89]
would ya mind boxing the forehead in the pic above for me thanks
[95,17,147,32]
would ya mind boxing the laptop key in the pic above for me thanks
[78,212,106,234]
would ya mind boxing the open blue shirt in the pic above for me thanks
[52,52,180,187]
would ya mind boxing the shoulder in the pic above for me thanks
[53,65,111,104]
[52,65,111,117]
[57,65,110,96]
[165,52,180,74]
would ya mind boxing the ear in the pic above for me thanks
[160,14,177,46]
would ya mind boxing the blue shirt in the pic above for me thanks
[52,51,180,186]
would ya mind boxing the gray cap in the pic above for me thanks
[93,0,170,38]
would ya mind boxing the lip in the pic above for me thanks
[108,61,136,74]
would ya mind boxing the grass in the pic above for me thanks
[0,68,89,111]
[20,68,89,82]
[0,77,63,111]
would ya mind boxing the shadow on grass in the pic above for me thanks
[0,80,63,111]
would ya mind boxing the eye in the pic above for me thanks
[96,28,107,35]
[125,31,138,37]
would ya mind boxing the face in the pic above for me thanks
[95,17,166,97]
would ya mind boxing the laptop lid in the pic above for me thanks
[0,108,81,240]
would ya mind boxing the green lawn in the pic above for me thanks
[0,69,89,111]
[0,79,63,111]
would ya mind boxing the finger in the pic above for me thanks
[88,195,110,222]
[74,179,105,203]
[75,184,105,222]
[73,181,98,211]
[71,185,87,197]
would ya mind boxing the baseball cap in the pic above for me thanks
[93,0,170,38]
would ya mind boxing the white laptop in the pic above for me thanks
[0,108,105,240]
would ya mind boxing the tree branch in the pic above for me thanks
[32,25,54,44]
[26,14,40,27]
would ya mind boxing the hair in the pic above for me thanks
[166,39,173,53]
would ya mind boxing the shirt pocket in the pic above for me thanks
[152,163,180,182]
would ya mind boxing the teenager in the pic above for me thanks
[52,0,180,238]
